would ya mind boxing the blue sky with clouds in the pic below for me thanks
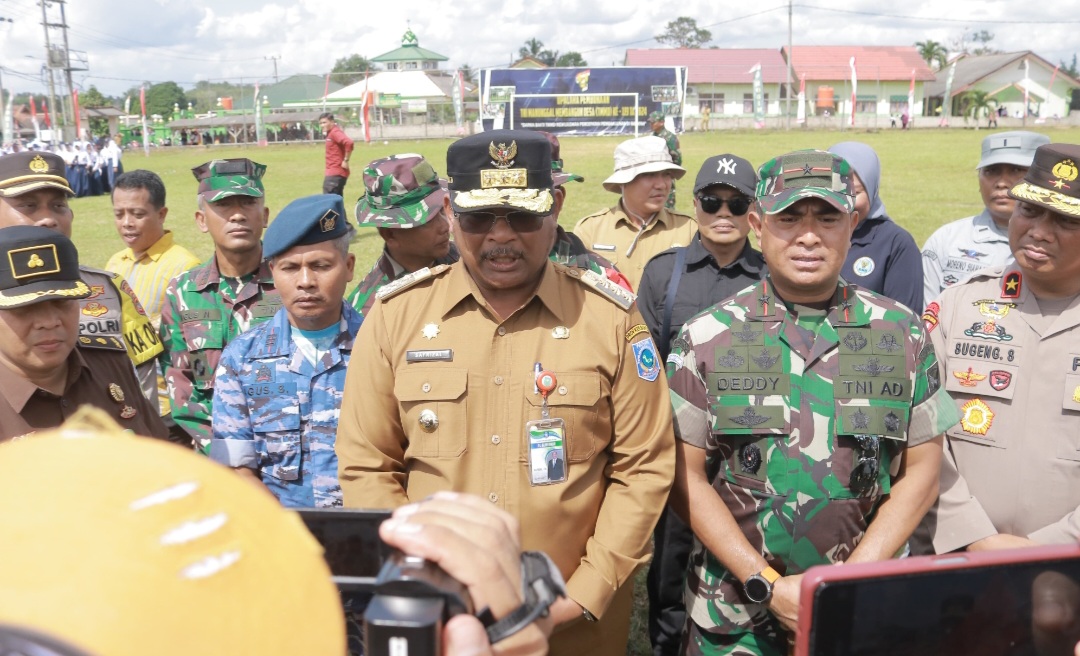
[0,0,1076,96]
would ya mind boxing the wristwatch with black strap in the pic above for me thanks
[743,566,781,604]
[483,551,567,644]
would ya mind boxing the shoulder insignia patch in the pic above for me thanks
[578,269,636,310]
[375,264,450,301]
[625,323,649,342]
[78,335,126,352]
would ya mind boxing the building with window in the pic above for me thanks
[372,28,448,72]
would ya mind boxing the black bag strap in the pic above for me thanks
[660,247,687,361]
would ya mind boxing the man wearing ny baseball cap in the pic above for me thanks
[348,154,458,317]
[921,130,1050,306]
[637,152,766,656]
[667,150,956,654]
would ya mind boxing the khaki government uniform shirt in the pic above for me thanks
[916,264,1080,553]
[572,204,697,291]
[337,260,675,656]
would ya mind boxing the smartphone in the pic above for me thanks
[295,508,392,592]
[796,544,1080,656]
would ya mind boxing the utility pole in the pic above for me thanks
[785,0,793,130]
[57,0,76,138]
[265,55,280,83]
[39,0,62,137]
[0,17,12,145]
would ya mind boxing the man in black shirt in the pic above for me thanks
[639,154,767,656]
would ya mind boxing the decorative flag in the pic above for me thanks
[360,70,371,144]
[908,68,916,117]
[139,86,150,157]
[29,95,37,120]
[849,56,858,127]
[323,73,330,112]
[42,100,50,128]
[451,69,464,134]
[749,63,765,129]
[1023,58,1030,118]
[124,94,131,116]
[796,73,806,125]
[942,61,957,125]
[139,86,146,118]
[72,89,82,140]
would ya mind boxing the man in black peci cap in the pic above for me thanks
[0,151,165,420]
[337,129,675,656]
[0,225,166,441]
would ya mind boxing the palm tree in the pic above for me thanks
[915,40,948,70]
[519,38,544,60]
[961,90,999,128]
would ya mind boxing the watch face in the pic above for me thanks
[745,575,770,603]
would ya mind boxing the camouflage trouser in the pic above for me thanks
[681,618,788,656]
[666,180,677,210]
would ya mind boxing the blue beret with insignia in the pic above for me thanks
[263,194,351,260]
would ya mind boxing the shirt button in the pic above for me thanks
[421,383,431,393]
[491,434,501,445]
[497,327,506,336]
[493,376,503,385]
[488,492,499,503]
[558,385,568,395]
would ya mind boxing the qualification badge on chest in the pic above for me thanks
[527,366,567,486]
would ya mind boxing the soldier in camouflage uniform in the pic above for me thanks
[160,159,281,452]
[348,154,458,317]
[649,110,682,210]
[211,194,360,507]
[0,151,164,411]
[666,150,959,655]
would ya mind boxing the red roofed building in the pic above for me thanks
[625,48,789,122]
[781,46,935,122]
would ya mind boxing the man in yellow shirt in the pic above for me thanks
[106,170,201,425]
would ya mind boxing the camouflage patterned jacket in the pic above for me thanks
[160,256,281,451]
[667,278,958,636]
[208,304,362,508]
[652,127,682,166]
[347,243,460,317]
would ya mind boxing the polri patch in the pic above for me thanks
[632,337,660,382]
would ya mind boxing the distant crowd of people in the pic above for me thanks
[1,134,124,197]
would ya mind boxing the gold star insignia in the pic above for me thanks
[1005,279,1019,292]
[421,323,440,340]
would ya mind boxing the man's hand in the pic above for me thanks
[967,533,1040,551]
[379,491,551,655]
[341,160,350,171]
[767,573,803,634]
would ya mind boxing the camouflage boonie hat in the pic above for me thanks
[191,158,266,202]
[647,111,665,123]
[756,150,854,214]
[354,154,447,228]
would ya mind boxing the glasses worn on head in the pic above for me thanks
[456,210,547,234]
[848,434,880,494]
[697,195,752,216]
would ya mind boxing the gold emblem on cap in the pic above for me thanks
[320,208,339,233]
[1051,159,1078,189]
[8,244,59,279]
[109,383,125,403]
[27,253,44,268]
[489,141,518,169]
[28,155,49,174]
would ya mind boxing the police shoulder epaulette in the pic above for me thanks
[575,268,636,311]
[79,264,118,280]
[78,335,126,352]
[375,264,450,301]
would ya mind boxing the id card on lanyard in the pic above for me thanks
[528,368,567,486]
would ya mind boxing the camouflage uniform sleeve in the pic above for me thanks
[907,318,961,447]
[666,324,711,449]
[208,339,260,469]
[346,266,389,318]
[667,132,682,166]
[159,277,204,445]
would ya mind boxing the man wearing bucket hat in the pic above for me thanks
[348,154,458,317]
[649,111,682,209]
[0,226,166,440]
[160,158,281,452]
[667,150,956,654]
[337,129,675,656]
[0,151,164,415]
[921,130,1051,307]
[914,143,1080,555]
[573,135,696,290]
[637,153,767,656]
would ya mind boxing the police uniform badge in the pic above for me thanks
[632,337,661,382]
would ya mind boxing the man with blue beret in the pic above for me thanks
[209,194,361,508]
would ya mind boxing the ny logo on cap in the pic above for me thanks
[320,209,339,233]
[717,158,738,175]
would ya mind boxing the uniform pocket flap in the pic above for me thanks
[395,368,468,402]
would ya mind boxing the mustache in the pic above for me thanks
[480,246,525,261]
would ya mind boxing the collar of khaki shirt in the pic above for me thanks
[614,200,678,231]
[437,260,571,324]
[0,348,89,412]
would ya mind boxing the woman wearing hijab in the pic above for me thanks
[828,141,924,313]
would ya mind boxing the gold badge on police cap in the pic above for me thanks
[108,383,125,403]
[28,155,50,174]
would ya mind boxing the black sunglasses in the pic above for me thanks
[456,211,548,234]
[697,195,752,215]
[849,434,880,494]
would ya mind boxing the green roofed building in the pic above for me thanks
[372,28,448,72]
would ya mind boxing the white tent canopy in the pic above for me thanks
[328,71,446,100]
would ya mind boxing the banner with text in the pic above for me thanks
[479,66,687,135]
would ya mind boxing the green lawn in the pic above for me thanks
[67,126,1080,656]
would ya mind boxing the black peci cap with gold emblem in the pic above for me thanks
[0,151,73,197]
[0,226,90,308]
[446,130,554,216]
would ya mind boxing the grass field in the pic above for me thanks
[65,126,1080,655]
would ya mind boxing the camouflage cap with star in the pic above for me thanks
[192,158,266,202]
[756,149,855,214]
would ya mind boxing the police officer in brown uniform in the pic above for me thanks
[916,143,1080,553]
[336,129,676,656]
[0,226,166,441]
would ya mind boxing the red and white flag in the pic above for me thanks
[139,86,147,118]
[360,70,371,144]
[908,68,916,116]
[29,95,37,120]
[72,89,82,140]
[796,73,806,124]
[42,100,50,128]
[849,56,858,127]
